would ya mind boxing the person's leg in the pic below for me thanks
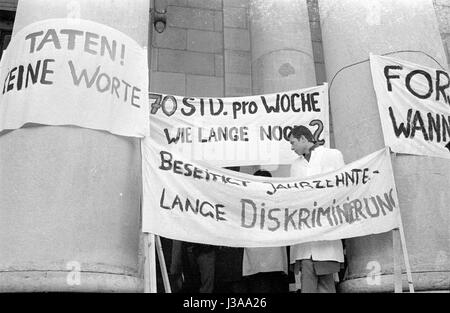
[268,272,288,293]
[317,274,336,293]
[244,275,255,293]
[197,250,216,293]
[182,245,200,292]
[300,259,318,293]
[245,273,272,293]
[293,261,302,292]
[229,279,248,293]
[248,273,272,293]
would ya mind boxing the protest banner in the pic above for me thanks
[149,84,329,167]
[142,137,400,247]
[0,18,149,137]
[370,54,450,159]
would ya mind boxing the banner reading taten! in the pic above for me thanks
[370,54,450,159]
[149,84,329,167]
[142,138,400,247]
[0,19,149,137]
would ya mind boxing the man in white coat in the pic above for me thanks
[242,169,289,293]
[289,125,345,293]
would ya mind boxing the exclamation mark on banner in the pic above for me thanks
[120,44,125,65]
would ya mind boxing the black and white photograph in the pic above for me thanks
[0,0,448,308]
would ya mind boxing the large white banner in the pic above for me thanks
[0,19,149,137]
[149,84,329,167]
[142,138,400,247]
[370,54,450,159]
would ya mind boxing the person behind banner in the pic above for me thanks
[288,125,345,293]
[183,242,216,293]
[215,246,248,293]
[213,166,248,293]
[242,169,289,293]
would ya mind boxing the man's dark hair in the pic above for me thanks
[290,125,314,142]
[254,169,272,177]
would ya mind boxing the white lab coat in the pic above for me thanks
[289,146,345,264]
[242,247,288,276]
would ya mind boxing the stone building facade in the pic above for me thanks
[0,0,448,293]
[2,0,447,96]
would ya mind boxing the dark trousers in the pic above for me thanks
[183,244,216,293]
[197,250,216,293]
[246,272,288,293]
[300,259,339,293]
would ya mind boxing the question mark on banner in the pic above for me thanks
[67,0,81,25]
[66,261,81,286]
[366,260,381,285]
[309,119,325,145]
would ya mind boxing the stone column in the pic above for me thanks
[319,0,450,292]
[0,0,149,292]
[248,0,316,176]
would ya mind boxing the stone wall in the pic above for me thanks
[223,0,251,96]
[307,0,326,84]
[0,0,448,79]
[149,0,254,98]
[0,0,17,11]
[150,0,224,97]
[434,0,450,69]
